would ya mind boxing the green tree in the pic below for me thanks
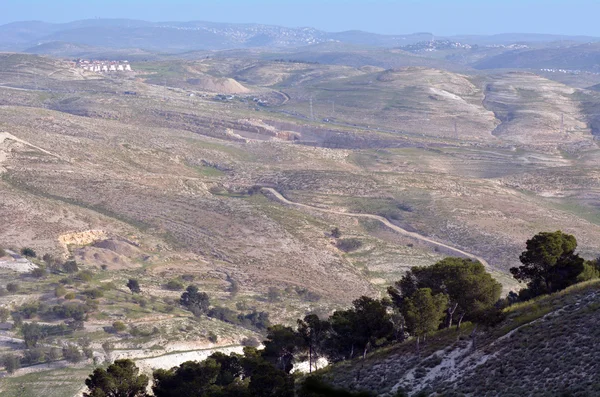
[62,345,83,363]
[391,258,502,328]
[62,260,79,273]
[404,288,448,353]
[262,324,304,373]
[351,296,392,358]
[0,307,9,323]
[6,282,19,293]
[153,359,221,397]
[112,321,127,333]
[84,359,149,397]
[2,354,20,374]
[299,376,372,397]
[180,285,210,316]
[297,314,330,372]
[510,231,585,296]
[22,322,43,348]
[577,261,600,282]
[127,279,141,294]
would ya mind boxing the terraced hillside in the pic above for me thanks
[1,49,600,396]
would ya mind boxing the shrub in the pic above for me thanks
[20,247,36,258]
[99,282,116,291]
[267,287,281,303]
[165,280,184,291]
[83,289,104,299]
[6,283,19,293]
[0,308,10,323]
[62,345,82,363]
[30,267,46,278]
[18,302,40,319]
[2,354,20,374]
[331,227,342,238]
[77,270,94,282]
[23,348,46,365]
[208,331,218,343]
[127,279,141,294]
[336,238,363,252]
[62,260,79,273]
[0,247,6,257]
[64,292,76,300]
[113,321,127,333]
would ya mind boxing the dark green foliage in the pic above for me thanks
[83,288,104,299]
[6,282,19,293]
[18,302,40,319]
[78,270,94,282]
[404,288,448,340]
[0,307,9,322]
[325,297,393,361]
[336,238,363,252]
[165,279,184,291]
[22,348,46,365]
[22,322,73,348]
[151,348,294,397]
[127,278,141,294]
[84,359,149,397]
[112,321,127,333]
[511,231,585,296]
[577,261,600,282]
[22,322,43,348]
[262,324,305,373]
[390,257,502,328]
[299,376,373,397]
[2,354,20,374]
[20,247,36,257]
[62,345,83,363]
[30,267,46,278]
[62,260,79,273]
[47,302,88,321]
[297,314,330,372]
[180,285,210,316]
[0,247,6,257]
[331,227,342,238]
[267,287,282,302]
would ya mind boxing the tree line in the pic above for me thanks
[81,230,600,396]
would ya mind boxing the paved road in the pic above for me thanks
[262,187,490,268]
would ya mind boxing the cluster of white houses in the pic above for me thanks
[77,60,133,72]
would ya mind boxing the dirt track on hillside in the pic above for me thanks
[262,187,490,268]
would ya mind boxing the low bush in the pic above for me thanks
[336,238,363,252]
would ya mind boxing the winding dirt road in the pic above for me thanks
[262,187,490,268]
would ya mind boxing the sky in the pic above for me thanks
[2,0,600,36]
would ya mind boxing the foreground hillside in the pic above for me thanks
[320,280,600,396]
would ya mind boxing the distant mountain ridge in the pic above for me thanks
[1,19,600,53]
[0,19,433,52]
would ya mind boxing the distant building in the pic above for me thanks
[75,59,134,73]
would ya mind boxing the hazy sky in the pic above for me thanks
[2,0,600,36]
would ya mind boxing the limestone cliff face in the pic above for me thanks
[58,230,107,256]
